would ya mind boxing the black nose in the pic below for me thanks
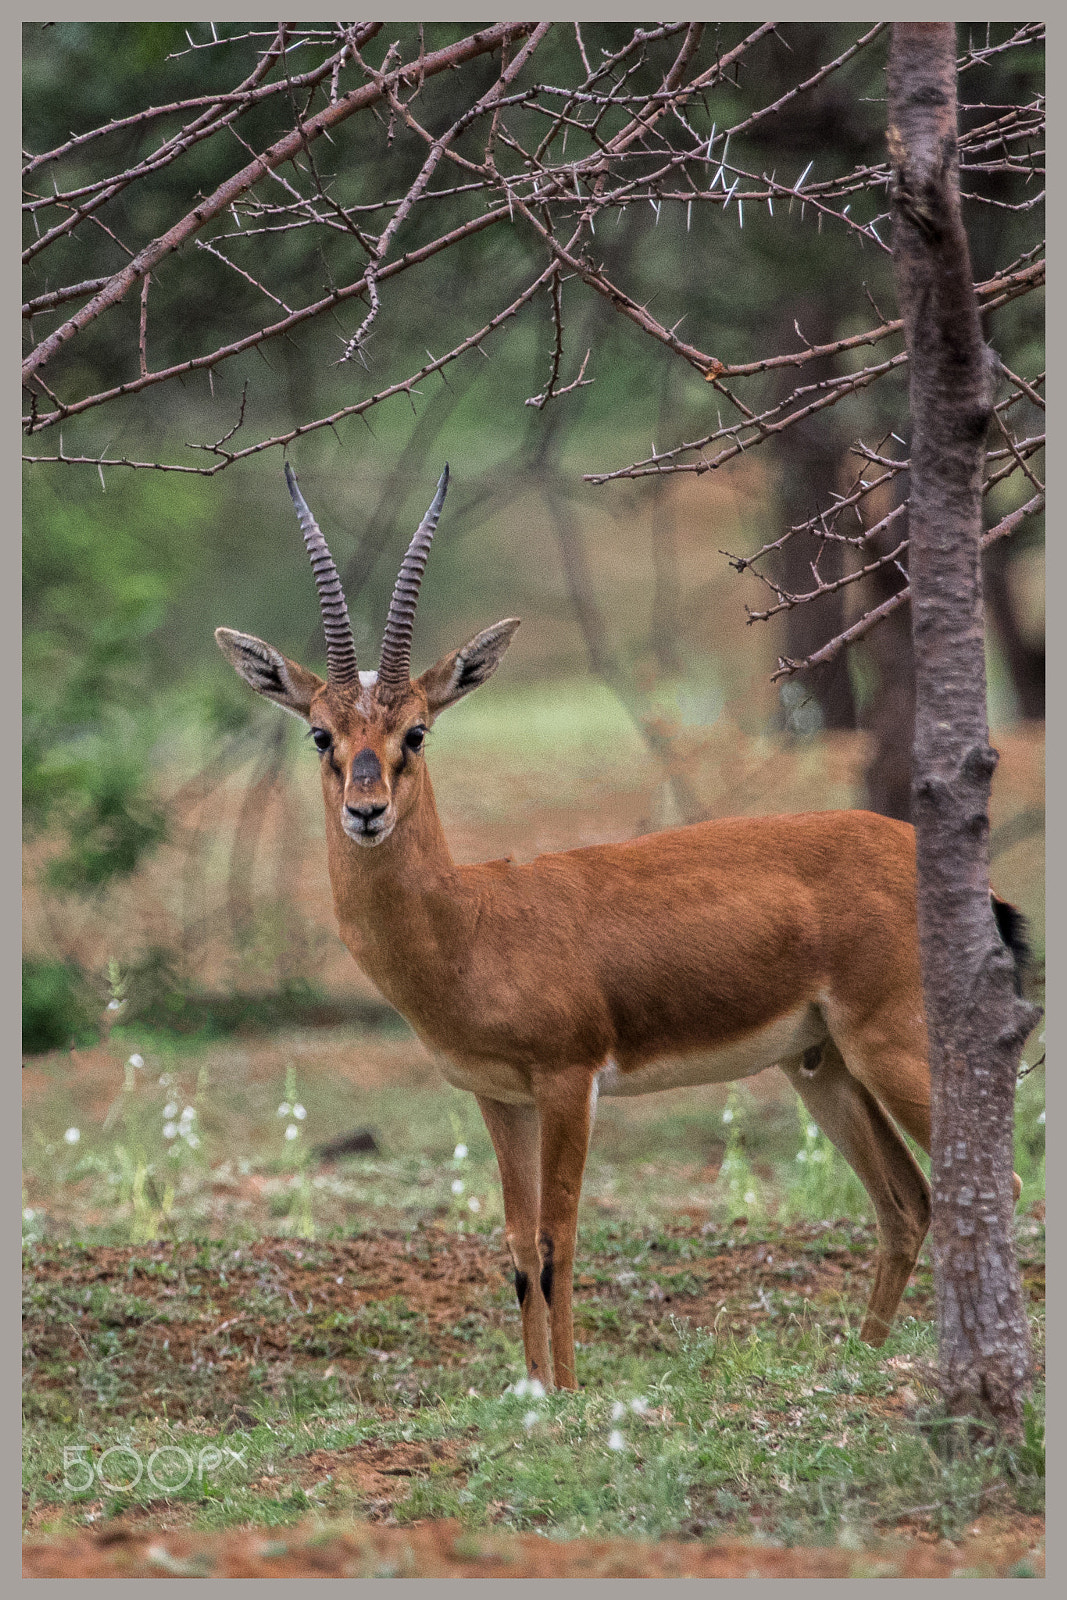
[351,747,383,785]
[346,801,387,822]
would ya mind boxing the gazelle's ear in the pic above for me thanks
[215,627,324,721]
[417,618,520,717]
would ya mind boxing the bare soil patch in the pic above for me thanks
[25,1230,507,1423]
[24,1224,955,1427]
[23,1516,1044,1578]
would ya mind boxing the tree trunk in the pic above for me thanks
[777,297,857,733]
[886,23,1041,1435]
[860,481,916,822]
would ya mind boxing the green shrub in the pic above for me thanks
[22,959,99,1054]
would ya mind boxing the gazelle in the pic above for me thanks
[216,464,1026,1391]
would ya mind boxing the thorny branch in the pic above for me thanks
[23,22,1043,674]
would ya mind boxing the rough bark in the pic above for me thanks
[887,23,1041,1435]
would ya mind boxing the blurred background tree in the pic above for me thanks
[23,21,1043,1037]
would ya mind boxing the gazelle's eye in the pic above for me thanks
[311,727,332,753]
[404,725,426,753]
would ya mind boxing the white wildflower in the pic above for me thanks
[523,1410,539,1430]
[722,1108,734,1124]
[510,1376,545,1399]
[451,1178,465,1195]
[607,1429,627,1452]
[631,1397,649,1415]
[185,1133,201,1149]
[293,1104,306,1121]
[744,1190,756,1205]
[454,1143,468,1160]
[611,1400,626,1421]
[467,1197,481,1212]
[285,1124,299,1141]
[64,1128,81,1145]
[277,1102,291,1117]
[1038,1111,1045,1125]
[163,1102,178,1120]
[127,1054,144,1070]
[163,1122,177,1140]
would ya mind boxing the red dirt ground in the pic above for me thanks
[31,1226,1028,1424]
[22,1517,1045,1578]
[23,1228,1045,1577]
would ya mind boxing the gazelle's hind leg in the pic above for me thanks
[780,1040,930,1346]
[840,1025,1023,1205]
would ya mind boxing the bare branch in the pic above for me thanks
[21,1,1041,678]
[138,274,150,378]
[770,493,1045,681]
[22,278,111,318]
[24,259,561,473]
[22,22,536,385]
[22,27,293,259]
[22,203,517,431]
[22,24,383,180]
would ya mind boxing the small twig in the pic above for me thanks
[138,273,151,378]
[769,493,1044,680]
[22,277,111,318]
[188,379,249,455]
[196,239,293,314]
[999,362,1045,412]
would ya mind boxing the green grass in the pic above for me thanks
[23,1027,1045,1546]
[22,1246,1044,1545]
[24,1043,1045,1246]
[433,675,645,765]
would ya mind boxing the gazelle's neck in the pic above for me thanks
[323,767,463,950]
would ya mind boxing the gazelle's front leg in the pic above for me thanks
[475,1095,551,1386]
[531,1067,597,1391]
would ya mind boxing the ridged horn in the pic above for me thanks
[284,462,359,688]
[377,465,449,689]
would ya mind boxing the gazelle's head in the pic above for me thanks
[216,465,519,848]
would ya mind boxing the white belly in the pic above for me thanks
[596,1006,825,1098]
[432,1005,825,1106]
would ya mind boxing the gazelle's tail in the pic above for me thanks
[991,894,1030,996]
